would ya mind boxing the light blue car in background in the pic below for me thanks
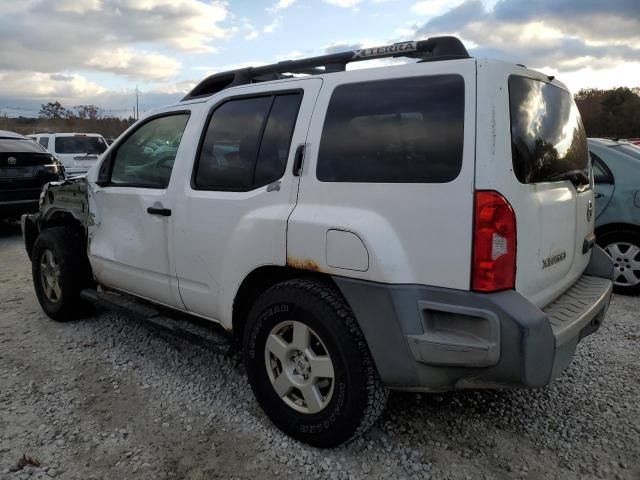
[589,138,640,294]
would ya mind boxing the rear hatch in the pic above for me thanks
[54,134,107,172]
[476,63,593,307]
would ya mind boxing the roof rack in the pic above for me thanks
[182,36,469,101]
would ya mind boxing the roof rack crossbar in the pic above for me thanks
[183,36,469,101]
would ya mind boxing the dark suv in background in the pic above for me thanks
[0,130,65,221]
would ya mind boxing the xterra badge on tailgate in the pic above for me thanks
[542,251,567,269]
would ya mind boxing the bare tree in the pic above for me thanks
[38,101,70,119]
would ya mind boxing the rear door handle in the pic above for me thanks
[594,192,603,198]
[292,144,305,176]
[147,207,172,216]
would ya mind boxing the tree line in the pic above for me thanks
[574,87,640,139]
[38,101,104,121]
[2,90,640,141]
[0,101,136,138]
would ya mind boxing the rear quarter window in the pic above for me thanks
[509,75,588,184]
[317,75,465,183]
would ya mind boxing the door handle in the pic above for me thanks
[147,207,172,216]
[292,144,305,176]
[594,192,603,198]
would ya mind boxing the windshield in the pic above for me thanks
[55,136,107,154]
[509,76,588,184]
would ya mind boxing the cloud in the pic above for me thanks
[0,71,105,99]
[245,30,260,40]
[414,0,640,73]
[492,0,640,23]
[411,0,464,17]
[270,0,296,11]
[263,17,283,33]
[323,0,363,8]
[85,48,181,81]
[0,0,231,81]
[324,42,367,54]
[49,74,74,82]
[0,74,188,118]
[52,0,102,14]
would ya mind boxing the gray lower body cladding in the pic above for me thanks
[333,247,613,391]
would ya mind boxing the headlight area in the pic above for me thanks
[43,163,66,178]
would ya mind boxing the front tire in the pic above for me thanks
[32,226,93,321]
[598,229,640,295]
[243,278,387,448]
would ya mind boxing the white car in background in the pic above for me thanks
[27,133,108,176]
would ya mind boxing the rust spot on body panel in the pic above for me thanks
[287,256,321,272]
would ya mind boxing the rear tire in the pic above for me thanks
[597,229,640,295]
[243,278,387,448]
[32,226,93,321]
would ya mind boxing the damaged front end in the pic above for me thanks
[21,176,92,259]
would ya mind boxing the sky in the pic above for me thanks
[0,0,639,118]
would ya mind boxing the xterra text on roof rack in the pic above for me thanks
[22,37,614,447]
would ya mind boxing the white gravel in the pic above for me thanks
[1,222,638,479]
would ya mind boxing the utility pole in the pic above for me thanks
[135,85,139,120]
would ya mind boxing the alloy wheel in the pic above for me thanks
[605,242,640,287]
[264,320,335,414]
[39,249,62,302]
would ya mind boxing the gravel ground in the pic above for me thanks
[1,221,639,480]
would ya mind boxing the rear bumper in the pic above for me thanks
[64,168,89,176]
[334,247,613,391]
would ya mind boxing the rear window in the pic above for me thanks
[55,136,107,154]
[509,76,588,184]
[0,138,47,153]
[317,75,465,183]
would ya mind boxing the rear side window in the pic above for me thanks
[194,93,302,191]
[38,137,49,149]
[55,136,107,154]
[317,75,465,183]
[590,152,614,184]
[509,76,588,184]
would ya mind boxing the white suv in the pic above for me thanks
[27,132,108,175]
[22,37,614,447]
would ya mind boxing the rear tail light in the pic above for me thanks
[472,190,516,292]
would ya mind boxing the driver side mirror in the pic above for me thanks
[96,151,112,187]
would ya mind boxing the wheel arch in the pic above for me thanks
[231,265,338,345]
[595,222,640,241]
[40,209,86,232]
[25,209,87,260]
